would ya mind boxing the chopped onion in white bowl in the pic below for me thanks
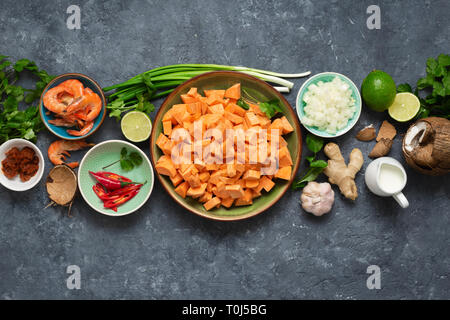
[302,77,356,134]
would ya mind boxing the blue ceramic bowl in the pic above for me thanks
[39,73,106,140]
[296,72,361,138]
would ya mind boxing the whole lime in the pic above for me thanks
[361,70,397,112]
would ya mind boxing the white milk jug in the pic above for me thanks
[364,157,409,208]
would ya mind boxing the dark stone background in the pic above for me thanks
[0,0,449,299]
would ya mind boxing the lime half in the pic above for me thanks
[121,111,152,142]
[388,93,420,122]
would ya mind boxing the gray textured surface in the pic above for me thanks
[0,0,449,300]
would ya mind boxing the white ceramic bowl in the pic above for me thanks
[0,139,45,191]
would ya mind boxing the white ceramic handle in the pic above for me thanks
[393,192,409,208]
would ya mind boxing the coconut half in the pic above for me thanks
[402,117,450,175]
[46,165,78,214]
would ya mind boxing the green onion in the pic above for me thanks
[103,64,310,120]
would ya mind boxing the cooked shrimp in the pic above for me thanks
[65,87,101,116]
[48,140,94,169]
[43,86,71,114]
[72,89,102,121]
[61,79,84,99]
[48,117,77,127]
[67,121,94,137]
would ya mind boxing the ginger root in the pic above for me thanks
[323,143,364,200]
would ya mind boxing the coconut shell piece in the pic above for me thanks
[369,138,393,158]
[46,165,78,214]
[376,120,397,142]
[402,117,450,175]
[356,125,376,141]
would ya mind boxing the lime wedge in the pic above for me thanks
[388,92,420,122]
[121,111,152,142]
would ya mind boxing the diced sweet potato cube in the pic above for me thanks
[275,166,292,180]
[278,146,293,167]
[249,103,265,116]
[235,189,253,206]
[243,169,260,181]
[251,189,262,199]
[224,83,241,100]
[163,120,172,136]
[187,183,207,198]
[280,116,294,134]
[269,118,283,131]
[186,173,201,188]
[224,111,243,124]
[181,94,198,104]
[225,184,245,199]
[204,197,221,211]
[175,181,189,198]
[156,133,170,150]
[187,87,198,97]
[244,111,260,127]
[155,159,177,178]
[221,197,234,208]
[186,102,201,114]
[199,191,213,203]
[207,103,224,115]
[170,173,184,187]
[245,179,259,188]
[226,164,236,177]
[199,171,210,183]
[204,90,225,99]
[261,176,275,192]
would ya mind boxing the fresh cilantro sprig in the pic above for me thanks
[0,55,54,143]
[398,54,450,119]
[292,134,328,190]
[102,147,143,171]
[107,92,155,121]
[259,99,283,119]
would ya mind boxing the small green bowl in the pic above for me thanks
[78,140,154,216]
[150,71,303,221]
[296,72,362,138]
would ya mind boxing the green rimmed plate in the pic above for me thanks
[296,72,362,138]
[150,71,302,221]
[78,140,154,216]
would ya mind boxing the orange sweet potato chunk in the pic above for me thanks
[204,197,221,211]
[224,83,241,100]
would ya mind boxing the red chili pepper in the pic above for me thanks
[97,171,132,183]
[103,189,139,209]
[92,183,107,198]
[89,171,145,190]
[93,183,121,201]
[107,184,142,197]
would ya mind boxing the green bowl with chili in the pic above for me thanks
[78,140,154,216]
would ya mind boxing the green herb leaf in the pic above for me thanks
[427,58,439,76]
[417,74,434,90]
[310,160,328,168]
[259,99,283,119]
[397,83,412,93]
[292,167,325,190]
[120,159,134,171]
[306,134,324,154]
[236,98,250,110]
[438,54,450,67]
[120,147,128,158]
[306,156,314,164]
[129,152,143,166]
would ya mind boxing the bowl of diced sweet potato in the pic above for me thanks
[150,71,302,221]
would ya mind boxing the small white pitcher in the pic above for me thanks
[364,157,409,208]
